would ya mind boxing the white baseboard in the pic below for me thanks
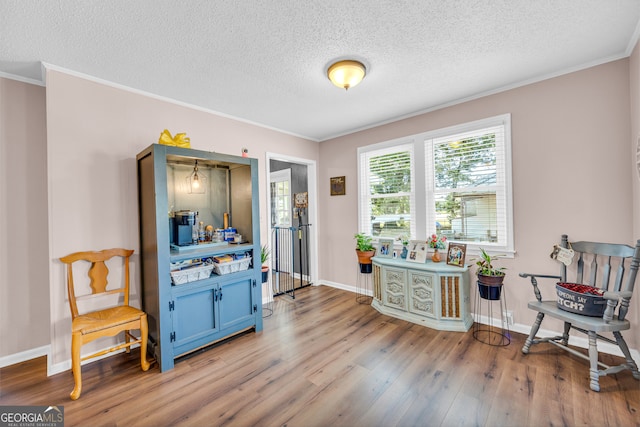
[47,343,141,376]
[5,283,639,375]
[318,279,359,294]
[0,345,50,369]
[319,279,374,297]
[319,279,639,364]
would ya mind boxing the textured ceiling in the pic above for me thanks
[1,1,640,141]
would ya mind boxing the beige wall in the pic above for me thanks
[320,58,638,350]
[2,51,639,368]
[0,77,50,358]
[44,69,319,373]
[630,42,640,241]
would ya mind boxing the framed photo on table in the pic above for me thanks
[446,243,467,267]
[406,240,428,263]
[377,238,394,258]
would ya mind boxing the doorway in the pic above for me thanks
[266,154,317,299]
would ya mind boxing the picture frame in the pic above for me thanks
[446,243,467,267]
[330,176,346,196]
[294,191,308,208]
[377,238,394,258]
[406,240,428,263]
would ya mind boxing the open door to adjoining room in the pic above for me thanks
[266,155,317,300]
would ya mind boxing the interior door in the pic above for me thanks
[269,169,293,292]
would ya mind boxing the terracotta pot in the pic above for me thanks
[356,249,376,274]
[356,249,376,265]
[261,266,269,283]
[431,249,441,262]
[477,273,505,286]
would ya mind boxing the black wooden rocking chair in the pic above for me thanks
[520,234,640,391]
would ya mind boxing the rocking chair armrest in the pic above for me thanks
[519,273,563,302]
[602,291,634,322]
[519,273,563,280]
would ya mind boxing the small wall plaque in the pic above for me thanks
[330,176,346,196]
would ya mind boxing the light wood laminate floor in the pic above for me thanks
[1,285,638,426]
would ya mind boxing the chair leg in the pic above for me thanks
[588,331,600,392]
[125,328,131,354]
[613,331,640,380]
[562,321,571,346]
[522,312,544,354]
[140,315,150,371]
[70,333,83,400]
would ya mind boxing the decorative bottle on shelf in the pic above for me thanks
[192,212,199,244]
[401,245,408,259]
[198,221,205,243]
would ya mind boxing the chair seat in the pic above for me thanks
[528,300,630,333]
[73,305,145,335]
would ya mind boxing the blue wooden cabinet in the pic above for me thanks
[137,144,262,372]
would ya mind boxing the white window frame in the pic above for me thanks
[357,140,416,241]
[358,114,514,257]
[270,169,292,227]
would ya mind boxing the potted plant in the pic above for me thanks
[474,248,506,300]
[260,244,270,283]
[427,234,447,262]
[354,233,376,273]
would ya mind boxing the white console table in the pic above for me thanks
[372,256,472,332]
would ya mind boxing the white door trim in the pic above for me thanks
[265,152,318,289]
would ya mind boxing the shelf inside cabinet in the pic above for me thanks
[169,242,254,263]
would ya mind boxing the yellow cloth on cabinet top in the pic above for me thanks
[158,129,191,148]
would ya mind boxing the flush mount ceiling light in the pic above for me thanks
[327,60,366,90]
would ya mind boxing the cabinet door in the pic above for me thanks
[219,277,254,331]
[382,267,406,310]
[172,285,218,353]
[408,271,435,318]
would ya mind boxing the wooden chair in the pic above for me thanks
[520,235,640,391]
[60,248,151,400]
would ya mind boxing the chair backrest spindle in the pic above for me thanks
[576,252,584,283]
[558,238,640,321]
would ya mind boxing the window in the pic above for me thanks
[358,114,513,255]
[358,143,415,240]
[270,169,291,227]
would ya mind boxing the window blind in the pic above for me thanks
[359,143,415,239]
[426,119,511,250]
